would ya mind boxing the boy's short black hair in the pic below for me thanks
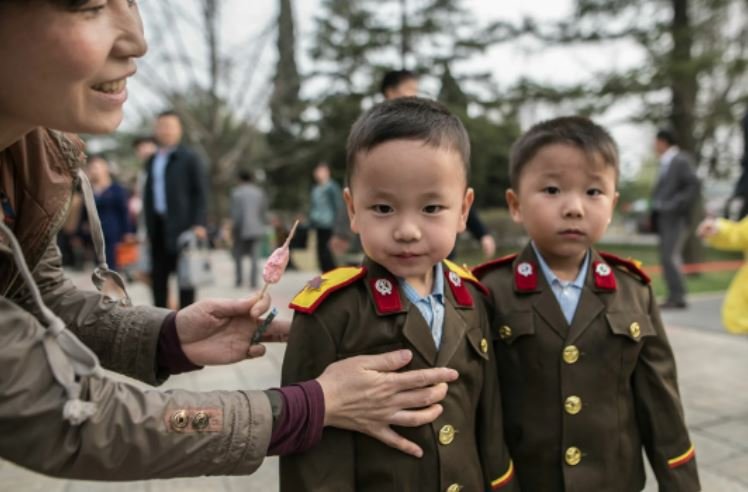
[345,97,470,186]
[509,116,619,189]
[380,69,418,95]
[238,169,253,182]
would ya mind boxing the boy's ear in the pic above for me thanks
[458,187,475,233]
[343,187,359,233]
[506,189,523,224]
[609,191,620,224]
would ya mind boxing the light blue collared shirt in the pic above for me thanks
[152,148,173,215]
[532,243,590,325]
[399,263,446,349]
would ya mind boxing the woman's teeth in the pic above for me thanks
[92,79,125,94]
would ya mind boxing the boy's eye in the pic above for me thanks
[542,186,560,195]
[371,204,393,214]
[423,205,444,214]
[587,188,603,196]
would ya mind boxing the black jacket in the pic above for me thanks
[144,145,208,254]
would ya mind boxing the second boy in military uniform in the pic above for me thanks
[475,117,700,492]
[281,98,516,491]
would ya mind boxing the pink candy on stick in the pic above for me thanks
[259,220,299,298]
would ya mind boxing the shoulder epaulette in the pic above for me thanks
[471,253,518,279]
[289,266,367,314]
[599,252,651,284]
[443,259,488,296]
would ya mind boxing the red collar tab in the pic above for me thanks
[445,269,474,308]
[369,276,402,314]
[593,260,617,291]
[472,253,518,279]
[514,261,538,292]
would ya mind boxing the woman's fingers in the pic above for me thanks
[366,426,424,458]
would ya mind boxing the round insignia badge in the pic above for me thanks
[448,271,462,287]
[517,262,533,277]
[595,263,611,277]
[374,278,393,296]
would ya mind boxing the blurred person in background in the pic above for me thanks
[85,154,131,271]
[230,169,268,289]
[143,111,208,308]
[309,162,344,272]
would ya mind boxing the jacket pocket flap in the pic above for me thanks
[495,311,534,345]
[605,312,655,342]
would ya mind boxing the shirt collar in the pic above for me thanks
[399,262,445,302]
[531,241,589,289]
[660,146,679,168]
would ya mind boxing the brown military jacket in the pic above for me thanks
[281,257,517,492]
[474,244,700,492]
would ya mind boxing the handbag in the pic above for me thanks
[177,231,214,288]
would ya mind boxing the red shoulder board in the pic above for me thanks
[471,254,518,279]
[599,252,651,284]
[290,266,367,314]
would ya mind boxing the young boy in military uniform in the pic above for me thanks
[280,98,516,492]
[474,116,700,491]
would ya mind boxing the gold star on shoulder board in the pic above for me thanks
[306,276,326,290]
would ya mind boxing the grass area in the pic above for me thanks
[455,242,741,297]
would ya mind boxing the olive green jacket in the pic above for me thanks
[0,128,272,480]
[280,258,516,492]
[475,244,700,492]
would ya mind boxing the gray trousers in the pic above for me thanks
[233,237,260,288]
[657,212,688,303]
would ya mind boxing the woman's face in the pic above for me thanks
[0,1,147,138]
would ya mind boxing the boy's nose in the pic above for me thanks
[393,221,422,242]
[562,195,584,218]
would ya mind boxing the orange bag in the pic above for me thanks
[116,242,139,267]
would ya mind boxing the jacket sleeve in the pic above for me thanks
[16,242,171,385]
[0,296,272,480]
[706,217,748,251]
[632,285,700,491]
[476,304,518,491]
[280,312,355,491]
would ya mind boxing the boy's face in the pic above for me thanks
[506,143,619,269]
[344,140,473,293]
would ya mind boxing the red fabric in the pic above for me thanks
[369,277,402,314]
[157,311,203,375]
[268,381,325,456]
[593,261,617,291]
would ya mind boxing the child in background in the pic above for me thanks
[474,116,700,492]
[698,216,748,334]
[281,97,516,492]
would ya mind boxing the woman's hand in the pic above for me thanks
[316,349,459,458]
[175,295,289,364]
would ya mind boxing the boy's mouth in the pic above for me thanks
[558,229,586,238]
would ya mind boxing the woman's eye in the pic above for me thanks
[542,186,560,195]
[372,204,392,214]
[423,205,444,214]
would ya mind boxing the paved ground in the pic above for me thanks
[2,250,747,491]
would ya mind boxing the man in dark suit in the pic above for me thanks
[143,111,208,308]
[651,129,701,309]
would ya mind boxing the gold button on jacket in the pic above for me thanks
[565,446,582,466]
[564,396,582,415]
[629,321,641,339]
[562,345,579,364]
[446,483,462,492]
[499,325,512,339]
[439,424,456,445]
[480,338,489,353]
